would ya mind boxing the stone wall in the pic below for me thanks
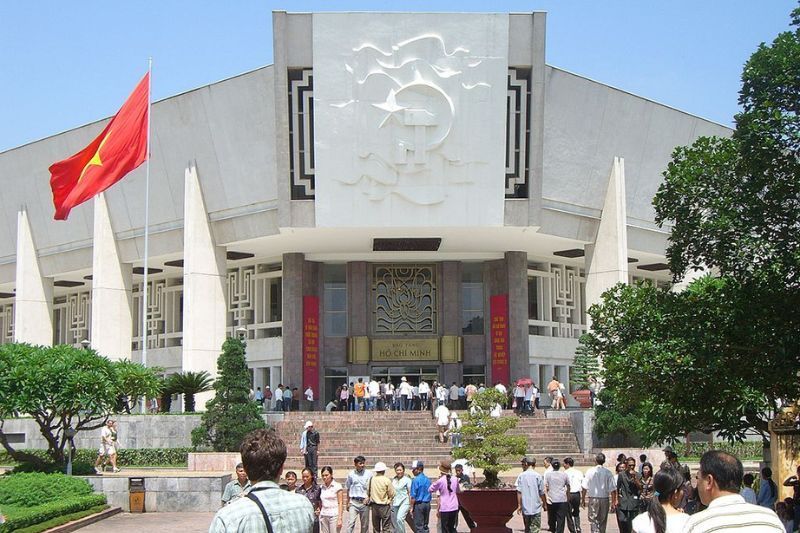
[85,473,231,512]
[1,413,285,450]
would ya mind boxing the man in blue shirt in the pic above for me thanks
[516,456,546,533]
[409,460,431,533]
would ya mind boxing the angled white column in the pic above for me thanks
[13,209,53,345]
[182,163,226,408]
[585,157,629,321]
[90,193,133,360]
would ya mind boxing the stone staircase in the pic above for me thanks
[275,409,591,471]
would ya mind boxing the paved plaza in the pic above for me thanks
[78,509,621,532]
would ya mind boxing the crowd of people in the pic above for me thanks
[211,428,479,533]
[251,376,582,415]
[211,427,799,533]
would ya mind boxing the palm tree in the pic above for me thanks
[167,371,214,412]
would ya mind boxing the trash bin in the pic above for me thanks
[129,477,145,513]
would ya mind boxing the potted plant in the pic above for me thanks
[452,388,528,532]
[570,334,601,408]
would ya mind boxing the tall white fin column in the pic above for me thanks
[182,163,226,409]
[13,209,53,345]
[90,193,132,360]
[585,157,629,325]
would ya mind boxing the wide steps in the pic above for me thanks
[275,409,584,470]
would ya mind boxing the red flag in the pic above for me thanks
[49,73,149,220]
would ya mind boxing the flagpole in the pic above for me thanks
[141,58,152,372]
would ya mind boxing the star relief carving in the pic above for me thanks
[372,89,406,128]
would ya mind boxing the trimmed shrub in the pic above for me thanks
[672,441,763,459]
[13,504,107,533]
[0,473,93,507]
[11,461,95,476]
[0,448,191,467]
[0,494,106,533]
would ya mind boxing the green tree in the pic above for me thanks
[655,6,800,289]
[451,388,527,487]
[583,5,800,445]
[570,334,600,391]
[583,278,794,443]
[192,337,266,450]
[0,343,159,465]
[168,371,214,413]
[113,360,163,411]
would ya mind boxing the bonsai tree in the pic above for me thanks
[192,337,266,450]
[571,334,601,391]
[452,388,527,488]
[168,371,213,412]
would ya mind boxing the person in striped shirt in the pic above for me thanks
[682,450,783,532]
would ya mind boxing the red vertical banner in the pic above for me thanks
[302,296,320,398]
[490,294,510,385]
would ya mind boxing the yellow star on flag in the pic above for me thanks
[78,131,111,183]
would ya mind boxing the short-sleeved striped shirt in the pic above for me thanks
[682,494,784,532]
[209,480,315,533]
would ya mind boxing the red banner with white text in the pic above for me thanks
[490,294,510,385]
[302,296,320,399]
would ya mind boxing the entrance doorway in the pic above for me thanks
[370,365,439,387]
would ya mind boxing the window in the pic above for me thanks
[324,264,347,337]
[461,263,484,335]
[463,365,485,386]
[324,367,348,405]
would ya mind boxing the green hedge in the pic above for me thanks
[13,504,108,533]
[0,494,106,532]
[0,448,191,467]
[0,473,93,507]
[672,441,764,459]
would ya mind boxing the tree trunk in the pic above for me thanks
[185,394,196,413]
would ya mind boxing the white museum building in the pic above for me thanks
[0,12,729,407]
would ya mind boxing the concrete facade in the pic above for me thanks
[0,12,731,409]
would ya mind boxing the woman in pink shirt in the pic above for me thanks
[429,459,460,533]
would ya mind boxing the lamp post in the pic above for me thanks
[65,426,77,475]
[236,326,247,339]
[80,339,90,350]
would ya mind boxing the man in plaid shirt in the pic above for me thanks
[209,429,315,533]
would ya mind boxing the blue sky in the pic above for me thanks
[0,1,795,153]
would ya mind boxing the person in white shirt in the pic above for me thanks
[683,450,783,533]
[398,377,412,411]
[632,467,689,533]
[418,380,430,411]
[434,403,450,443]
[564,457,584,533]
[494,382,508,408]
[436,383,448,407]
[368,379,380,411]
[304,386,314,410]
[581,453,617,533]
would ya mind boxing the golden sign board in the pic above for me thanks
[372,339,439,361]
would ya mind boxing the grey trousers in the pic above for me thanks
[348,501,370,533]
[587,497,610,533]
[371,503,393,533]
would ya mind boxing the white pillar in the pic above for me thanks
[90,193,133,360]
[13,209,53,345]
[585,157,629,321]
[182,163,226,408]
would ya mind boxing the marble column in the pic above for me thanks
[182,163,227,409]
[90,193,133,360]
[506,251,529,383]
[13,209,53,345]
[585,157,629,323]
[282,253,305,392]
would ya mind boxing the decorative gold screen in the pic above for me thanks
[372,264,437,334]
